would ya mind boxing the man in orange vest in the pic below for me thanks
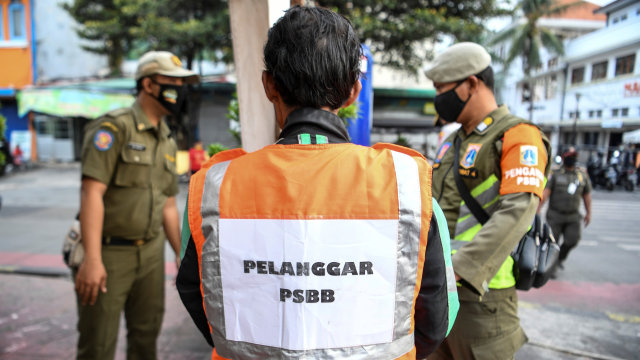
[177,6,456,359]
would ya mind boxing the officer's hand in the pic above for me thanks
[75,258,107,306]
[584,213,591,227]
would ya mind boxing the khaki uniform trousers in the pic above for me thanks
[428,287,526,360]
[546,214,582,263]
[75,234,165,360]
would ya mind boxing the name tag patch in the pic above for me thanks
[127,142,146,151]
[219,218,397,350]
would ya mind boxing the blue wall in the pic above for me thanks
[0,101,28,143]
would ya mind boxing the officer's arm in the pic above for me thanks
[76,177,108,306]
[453,193,539,294]
[537,188,551,214]
[414,212,451,358]
[176,234,214,347]
[453,124,547,295]
[162,196,181,267]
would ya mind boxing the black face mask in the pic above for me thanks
[564,156,577,167]
[151,80,187,116]
[434,80,471,123]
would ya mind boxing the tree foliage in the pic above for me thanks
[63,0,231,74]
[318,0,513,74]
[490,0,579,119]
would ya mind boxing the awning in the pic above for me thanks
[17,78,135,118]
[623,128,640,144]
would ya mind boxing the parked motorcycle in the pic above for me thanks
[589,162,616,191]
[617,166,637,192]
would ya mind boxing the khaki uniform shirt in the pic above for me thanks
[432,105,550,299]
[546,166,591,221]
[81,101,178,240]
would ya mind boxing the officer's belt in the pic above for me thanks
[102,236,149,246]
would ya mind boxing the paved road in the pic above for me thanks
[1,163,639,359]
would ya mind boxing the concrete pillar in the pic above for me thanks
[228,0,289,152]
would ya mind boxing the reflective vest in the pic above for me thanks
[188,143,433,360]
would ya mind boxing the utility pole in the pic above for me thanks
[228,0,289,152]
[572,92,581,146]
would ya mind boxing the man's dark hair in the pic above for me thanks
[136,78,144,95]
[475,66,494,93]
[263,6,362,110]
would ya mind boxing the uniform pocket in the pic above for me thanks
[113,149,153,187]
[471,325,527,360]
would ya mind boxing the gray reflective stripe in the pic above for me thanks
[450,239,468,251]
[446,265,457,293]
[199,151,422,359]
[457,178,501,219]
[391,150,422,341]
[454,180,500,238]
[199,160,231,352]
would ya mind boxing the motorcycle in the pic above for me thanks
[590,163,617,191]
[618,166,637,192]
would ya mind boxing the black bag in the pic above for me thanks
[510,214,560,290]
[452,136,560,291]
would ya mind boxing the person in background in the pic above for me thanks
[188,140,207,175]
[425,42,550,360]
[177,6,456,360]
[538,147,592,274]
[75,50,199,360]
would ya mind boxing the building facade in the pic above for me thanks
[492,0,640,162]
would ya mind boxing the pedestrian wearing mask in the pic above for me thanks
[538,148,592,273]
[75,51,199,359]
[425,42,551,359]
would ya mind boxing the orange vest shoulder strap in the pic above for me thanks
[372,142,426,161]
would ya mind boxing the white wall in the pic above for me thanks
[34,0,109,82]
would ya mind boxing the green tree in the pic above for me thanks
[62,0,140,75]
[63,0,232,74]
[490,0,579,120]
[130,0,232,69]
[318,0,513,74]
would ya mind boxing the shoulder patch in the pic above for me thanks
[94,129,114,151]
[475,116,494,133]
[461,143,482,168]
[435,142,451,164]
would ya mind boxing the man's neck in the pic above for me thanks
[461,92,498,134]
[138,93,165,127]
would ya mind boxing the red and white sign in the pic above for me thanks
[624,81,640,97]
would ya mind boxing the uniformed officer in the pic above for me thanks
[425,42,551,359]
[75,51,199,360]
[538,147,592,272]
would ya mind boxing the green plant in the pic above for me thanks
[207,143,229,157]
[337,102,358,126]
[394,134,412,149]
[226,92,241,146]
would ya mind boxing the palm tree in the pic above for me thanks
[491,0,581,121]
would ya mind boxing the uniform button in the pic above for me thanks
[134,156,140,162]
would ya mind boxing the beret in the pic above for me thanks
[425,42,491,83]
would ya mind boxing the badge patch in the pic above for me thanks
[94,130,114,151]
[127,142,146,151]
[520,145,538,166]
[435,142,451,164]
[461,143,482,168]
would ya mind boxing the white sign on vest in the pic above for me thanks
[219,218,398,350]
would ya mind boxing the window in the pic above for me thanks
[597,110,602,118]
[615,54,635,76]
[548,57,558,69]
[569,111,580,119]
[621,108,629,117]
[8,0,26,41]
[592,61,608,81]
[589,110,595,118]
[584,132,599,147]
[621,14,628,21]
[612,108,619,117]
[613,17,619,24]
[571,67,585,84]
[545,75,557,99]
